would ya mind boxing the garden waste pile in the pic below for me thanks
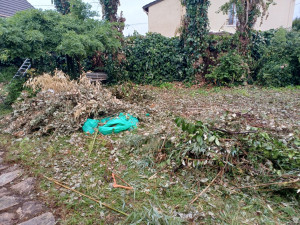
[4,71,153,136]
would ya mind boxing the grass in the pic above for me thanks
[1,131,299,224]
[0,85,299,224]
[0,66,17,83]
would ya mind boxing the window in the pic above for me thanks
[228,3,237,26]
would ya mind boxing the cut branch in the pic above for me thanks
[44,176,129,217]
[212,127,257,135]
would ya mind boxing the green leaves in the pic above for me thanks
[0,9,121,76]
[206,50,249,86]
[174,117,221,159]
[181,0,210,75]
[257,29,300,87]
[124,33,186,84]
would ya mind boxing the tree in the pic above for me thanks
[99,0,125,32]
[0,9,121,76]
[220,0,274,55]
[99,0,119,22]
[51,0,70,15]
[69,0,97,20]
[293,18,300,31]
[180,0,211,77]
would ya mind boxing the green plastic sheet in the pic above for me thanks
[82,113,138,135]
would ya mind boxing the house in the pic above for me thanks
[143,0,296,37]
[0,0,34,18]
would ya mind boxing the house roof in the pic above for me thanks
[143,0,163,13]
[0,0,34,18]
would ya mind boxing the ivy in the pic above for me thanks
[51,0,70,15]
[180,0,210,76]
[99,0,120,22]
[220,0,274,55]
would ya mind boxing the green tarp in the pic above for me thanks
[82,113,138,135]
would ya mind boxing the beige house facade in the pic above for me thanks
[143,0,296,37]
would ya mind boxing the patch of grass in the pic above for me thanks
[0,66,17,83]
[123,204,183,225]
[159,82,175,90]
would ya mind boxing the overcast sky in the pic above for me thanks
[28,0,300,36]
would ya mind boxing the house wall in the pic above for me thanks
[147,0,296,36]
[148,0,184,37]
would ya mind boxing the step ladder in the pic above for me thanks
[13,58,31,79]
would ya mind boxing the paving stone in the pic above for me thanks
[17,201,45,219]
[0,165,8,171]
[3,165,21,173]
[0,196,20,211]
[0,169,23,187]
[0,187,11,198]
[0,158,3,164]
[11,177,35,194]
[0,152,3,156]
[0,212,16,225]
[18,212,55,225]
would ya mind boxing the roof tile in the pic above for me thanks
[0,0,34,17]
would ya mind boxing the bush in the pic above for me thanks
[124,33,186,84]
[0,8,121,78]
[205,51,249,86]
[293,18,300,31]
[257,29,300,87]
[3,78,26,106]
[0,66,17,83]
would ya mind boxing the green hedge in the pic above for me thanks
[257,29,300,87]
[123,33,187,84]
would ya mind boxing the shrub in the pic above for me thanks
[0,66,17,83]
[205,51,249,86]
[124,33,186,84]
[3,78,26,106]
[257,29,300,87]
[0,8,121,78]
[293,18,300,31]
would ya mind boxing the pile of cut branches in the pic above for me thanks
[168,111,300,191]
[4,71,142,136]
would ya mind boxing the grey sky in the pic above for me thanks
[28,0,300,36]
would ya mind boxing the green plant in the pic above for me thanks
[172,118,221,166]
[0,66,17,83]
[0,8,121,78]
[257,29,300,87]
[173,116,300,175]
[180,0,211,75]
[292,17,300,31]
[159,82,175,90]
[4,78,26,106]
[220,0,274,55]
[124,33,186,84]
[243,132,300,171]
[206,51,249,86]
[51,0,71,15]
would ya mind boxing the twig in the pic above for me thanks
[212,127,257,135]
[190,153,229,204]
[190,169,223,204]
[235,178,300,189]
[88,129,99,158]
[112,173,133,190]
[159,135,168,152]
[44,176,129,217]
